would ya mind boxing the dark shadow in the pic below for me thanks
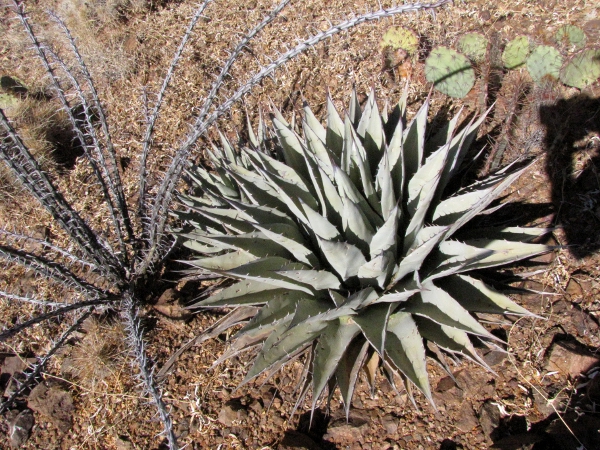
[539,95,600,258]
[278,409,336,450]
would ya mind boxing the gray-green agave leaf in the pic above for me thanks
[174,87,551,416]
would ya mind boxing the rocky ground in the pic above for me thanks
[1,0,599,448]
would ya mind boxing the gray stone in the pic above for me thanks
[7,409,34,448]
[545,339,600,378]
[217,404,248,427]
[478,401,500,438]
[27,383,74,432]
[455,401,478,432]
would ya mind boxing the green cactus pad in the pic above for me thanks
[502,36,530,69]
[380,27,419,55]
[560,49,600,89]
[555,25,587,51]
[425,47,475,98]
[526,45,564,84]
[457,32,488,62]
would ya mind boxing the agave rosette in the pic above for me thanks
[174,88,550,414]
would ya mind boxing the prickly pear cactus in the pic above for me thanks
[380,26,419,55]
[457,32,488,62]
[555,25,587,52]
[526,45,564,84]
[560,49,600,89]
[425,47,475,98]
[502,36,530,69]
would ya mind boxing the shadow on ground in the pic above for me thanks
[539,95,600,259]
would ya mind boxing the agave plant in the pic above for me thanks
[175,88,551,417]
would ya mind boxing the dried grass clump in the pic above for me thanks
[0,93,75,202]
[64,316,126,390]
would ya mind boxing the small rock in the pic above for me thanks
[324,423,368,445]
[545,339,600,378]
[217,404,248,427]
[479,401,500,439]
[565,279,583,297]
[153,288,189,319]
[483,350,507,367]
[7,409,34,448]
[455,401,478,433]
[114,434,134,450]
[436,376,456,392]
[1,356,35,376]
[381,415,398,435]
[532,388,556,416]
[479,9,491,21]
[27,383,74,432]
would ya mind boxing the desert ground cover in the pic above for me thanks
[1,0,599,448]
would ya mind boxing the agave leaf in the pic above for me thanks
[437,274,535,316]
[227,169,287,210]
[456,226,551,243]
[402,96,429,180]
[436,107,491,198]
[300,147,329,216]
[276,269,341,290]
[303,101,327,142]
[181,239,226,254]
[190,207,257,234]
[354,302,394,356]
[271,115,310,180]
[423,108,461,158]
[317,237,366,280]
[243,318,328,384]
[347,120,378,209]
[217,129,237,163]
[221,257,318,294]
[257,170,311,225]
[251,148,313,193]
[326,95,344,158]
[288,297,333,328]
[386,118,405,204]
[388,226,448,288]
[260,167,318,210]
[333,165,383,229]
[254,224,319,268]
[369,205,399,259]
[386,311,433,403]
[356,89,385,170]
[375,149,396,221]
[413,316,492,371]
[301,203,340,240]
[348,88,362,127]
[403,282,498,341]
[202,232,293,259]
[374,280,420,305]
[317,164,344,228]
[195,280,297,308]
[404,144,448,250]
[432,186,497,226]
[303,115,336,174]
[236,293,301,335]
[357,251,394,289]
[225,198,296,228]
[459,239,551,271]
[342,196,375,254]
[187,251,258,271]
[335,337,370,418]
[311,316,361,412]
